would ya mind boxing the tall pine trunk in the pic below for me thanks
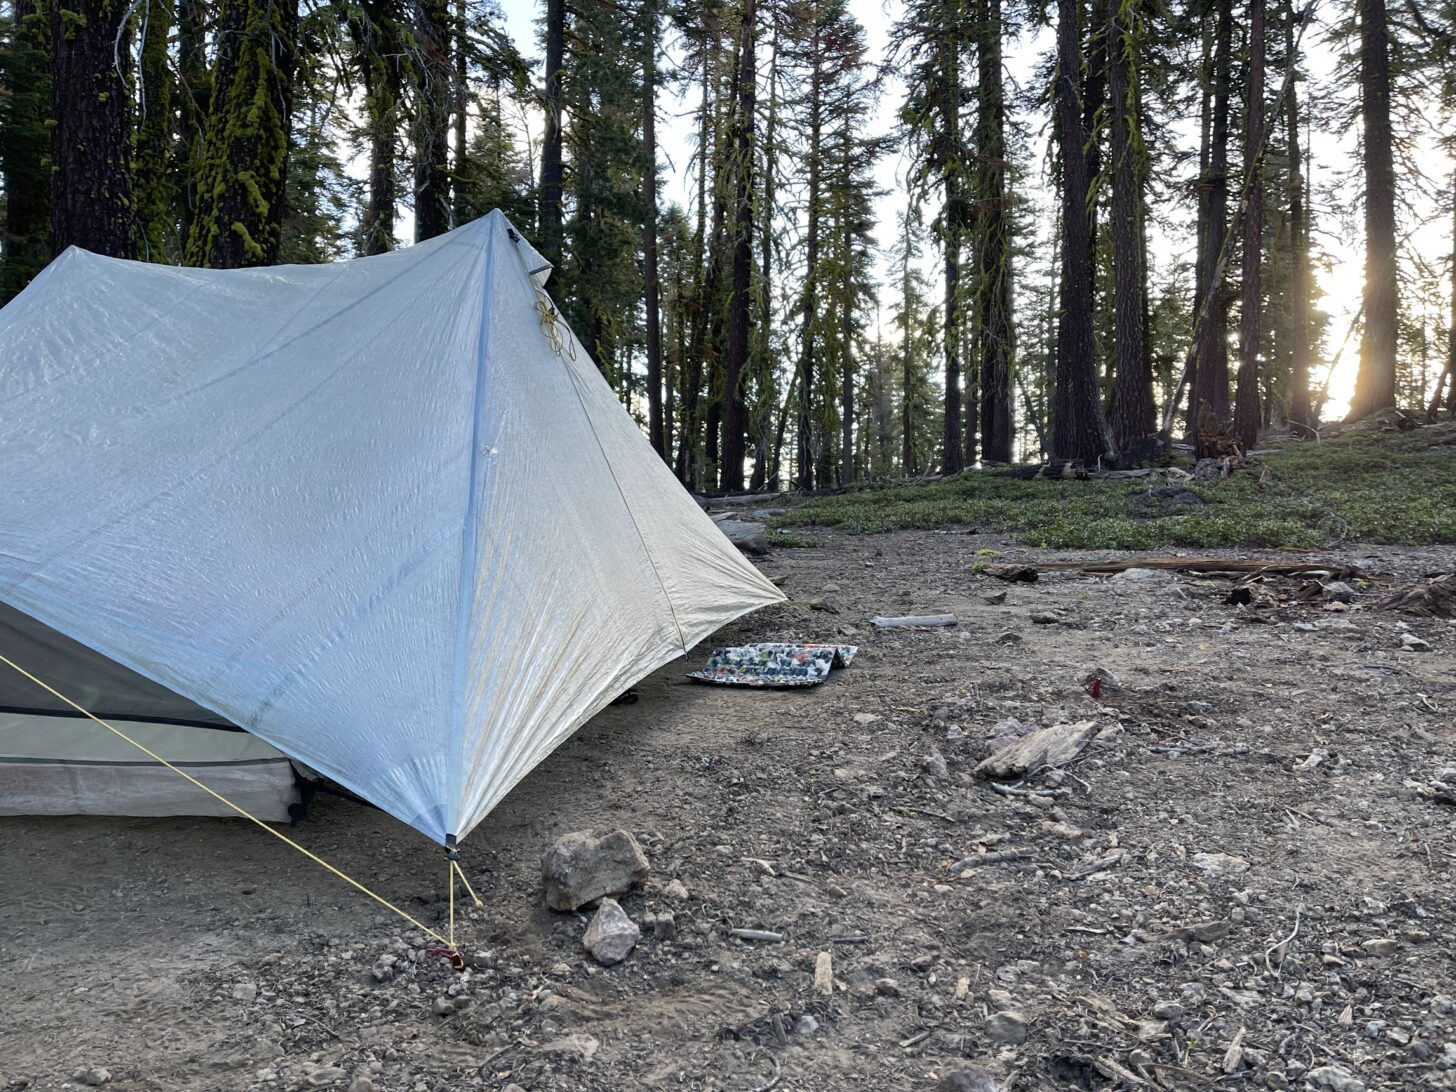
[413,0,453,240]
[1192,0,1232,447]
[134,0,173,260]
[720,0,755,491]
[50,0,134,258]
[939,19,964,474]
[975,0,1014,463]
[642,0,665,457]
[1105,0,1155,463]
[1,0,53,299]
[795,22,822,491]
[1348,0,1398,418]
[1050,0,1109,463]
[1232,0,1264,448]
[1285,0,1313,431]
[176,0,209,248]
[539,0,565,261]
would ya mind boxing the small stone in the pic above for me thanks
[232,981,258,1003]
[1266,1072,1289,1090]
[1029,611,1060,625]
[1323,581,1356,602]
[985,1010,1029,1045]
[583,897,640,965]
[938,1069,1002,1092]
[1399,633,1431,652]
[653,911,676,941]
[664,878,689,901]
[347,1079,377,1092]
[305,1069,347,1087]
[1112,567,1174,583]
[852,711,880,725]
[994,631,1022,645]
[813,951,834,996]
[982,591,1008,605]
[1360,937,1399,957]
[923,750,949,779]
[72,1070,110,1088]
[1152,1001,1185,1021]
[794,1014,820,1037]
[1190,851,1249,878]
[1306,1065,1365,1092]
[431,996,455,1016]
[541,830,650,912]
[875,977,901,997]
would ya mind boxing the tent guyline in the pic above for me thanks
[0,651,465,951]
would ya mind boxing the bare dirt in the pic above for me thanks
[3,530,1455,1092]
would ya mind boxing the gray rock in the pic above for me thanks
[1360,937,1399,957]
[653,911,676,941]
[1112,566,1175,583]
[583,898,640,965]
[431,996,455,1016]
[923,750,949,779]
[72,1069,111,1088]
[1400,632,1432,653]
[305,1068,348,1087]
[1191,851,1250,878]
[664,878,689,901]
[231,980,257,1003]
[1029,611,1061,625]
[794,1014,820,1037]
[1306,1065,1365,1092]
[985,1009,1029,1045]
[1323,581,1356,602]
[370,954,397,982]
[542,830,650,911]
[716,519,771,555]
[347,1079,377,1092]
[939,1068,1002,1092]
[1152,1001,1185,1022]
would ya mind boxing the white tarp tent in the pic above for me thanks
[0,210,784,843]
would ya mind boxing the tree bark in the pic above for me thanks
[975,0,1014,463]
[1192,0,1232,449]
[1,0,53,298]
[413,0,453,240]
[1348,0,1398,419]
[795,19,823,491]
[539,0,565,262]
[642,0,665,457]
[134,0,173,260]
[1105,0,1156,463]
[1232,0,1264,448]
[50,0,134,258]
[1285,0,1313,431]
[939,22,964,474]
[1050,0,1110,463]
[720,0,755,491]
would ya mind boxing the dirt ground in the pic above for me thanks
[3,530,1454,1092]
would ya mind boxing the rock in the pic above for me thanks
[431,996,455,1016]
[794,1014,820,1037]
[814,951,834,996]
[1029,611,1060,625]
[1399,633,1432,652]
[1081,667,1122,692]
[664,878,689,901]
[583,898,640,965]
[976,721,1096,779]
[370,954,397,983]
[994,631,1022,645]
[538,1033,601,1063]
[1112,567,1175,583]
[653,911,676,941]
[985,1009,1029,1045]
[542,830,650,912]
[1191,851,1250,878]
[852,712,880,725]
[1323,581,1356,602]
[982,591,1008,605]
[875,978,901,997]
[717,519,771,555]
[1152,1000,1185,1022]
[231,980,258,1003]
[923,750,949,779]
[1306,1065,1365,1092]
[72,1070,110,1088]
[1360,937,1399,957]
[347,1079,377,1092]
[305,1069,348,1087]
[939,1069,1002,1092]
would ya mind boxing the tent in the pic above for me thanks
[0,211,784,844]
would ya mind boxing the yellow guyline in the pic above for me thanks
[0,652,484,949]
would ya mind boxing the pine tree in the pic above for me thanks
[1232,0,1265,448]
[0,0,51,300]
[973,0,1015,463]
[133,0,173,260]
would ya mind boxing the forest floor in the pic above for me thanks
[3,431,1456,1092]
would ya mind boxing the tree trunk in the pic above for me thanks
[1050,0,1109,463]
[539,0,565,261]
[50,0,134,258]
[975,0,1014,464]
[1192,0,1232,448]
[1348,0,1398,419]
[939,26,964,474]
[1232,0,1264,449]
[720,0,755,491]
[452,0,468,226]
[795,25,822,492]
[1285,0,1313,431]
[642,0,665,457]
[413,0,453,241]
[1105,0,1156,463]
[134,0,173,260]
[1,0,53,300]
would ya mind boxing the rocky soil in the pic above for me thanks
[2,530,1454,1092]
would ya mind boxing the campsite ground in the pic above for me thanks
[3,433,1456,1092]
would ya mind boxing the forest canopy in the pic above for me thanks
[1,0,1454,489]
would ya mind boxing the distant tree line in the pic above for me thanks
[1,0,1453,489]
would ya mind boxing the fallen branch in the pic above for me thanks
[950,849,1036,871]
[1033,558,1365,578]
[871,614,958,628]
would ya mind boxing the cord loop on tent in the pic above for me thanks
[532,292,577,363]
[0,651,453,948]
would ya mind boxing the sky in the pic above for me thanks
[483,0,1455,425]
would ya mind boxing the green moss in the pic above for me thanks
[765,530,823,549]
[771,429,1456,549]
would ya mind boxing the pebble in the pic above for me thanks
[232,981,258,1003]
[583,898,640,965]
[938,1069,1002,1092]
[430,996,455,1016]
[1190,851,1250,878]
[985,1009,1029,1045]
[875,978,901,997]
[305,1069,347,1087]
[653,911,676,941]
[664,878,689,901]
[1360,937,1399,957]
[1399,633,1431,652]
[1306,1065,1365,1092]
[71,1070,110,1088]
[794,1014,819,1037]
[1152,1000,1185,1021]
[923,750,949,779]
[347,1079,376,1092]
[813,951,834,996]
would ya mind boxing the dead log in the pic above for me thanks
[1378,574,1456,618]
[976,721,1096,779]
[1026,558,1365,579]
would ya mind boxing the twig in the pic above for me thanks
[950,849,1036,871]
[748,1050,782,1092]
[988,782,1072,800]
[1264,905,1303,976]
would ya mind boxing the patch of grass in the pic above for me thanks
[765,529,823,548]
[770,428,1456,549]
